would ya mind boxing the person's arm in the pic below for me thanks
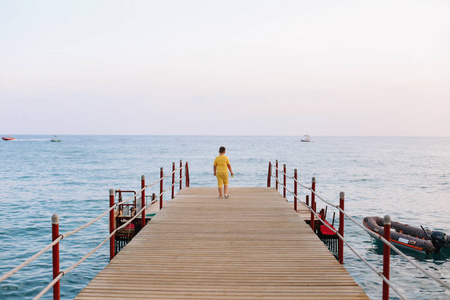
[214,165,217,176]
[227,164,233,176]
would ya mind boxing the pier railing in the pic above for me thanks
[3,160,448,300]
[268,160,450,300]
[0,160,190,300]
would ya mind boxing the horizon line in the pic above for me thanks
[2,134,449,138]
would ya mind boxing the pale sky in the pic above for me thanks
[1,0,449,136]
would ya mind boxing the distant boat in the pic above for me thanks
[301,135,312,142]
[2,136,16,141]
[51,136,61,142]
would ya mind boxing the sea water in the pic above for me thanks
[0,135,449,299]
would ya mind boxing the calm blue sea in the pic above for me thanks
[0,135,449,299]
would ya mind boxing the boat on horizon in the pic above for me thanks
[301,134,313,142]
[2,136,16,141]
[51,136,61,142]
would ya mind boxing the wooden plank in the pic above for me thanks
[76,187,368,299]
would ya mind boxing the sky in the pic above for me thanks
[1,0,449,136]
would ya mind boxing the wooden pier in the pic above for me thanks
[76,187,368,299]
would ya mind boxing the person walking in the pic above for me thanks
[213,146,233,199]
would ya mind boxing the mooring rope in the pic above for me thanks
[33,272,64,300]
[33,197,160,299]
[156,185,176,199]
[0,164,185,286]
[275,164,450,291]
[305,186,450,290]
[290,192,407,300]
[64,168,184,239]
[63,205,116,239]
[161,166,183,179]
[0,235,63,283]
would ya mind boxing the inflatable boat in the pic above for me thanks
[363,216,449,255]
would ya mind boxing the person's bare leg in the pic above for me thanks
[218,187,223,198]
[224,184,228,197]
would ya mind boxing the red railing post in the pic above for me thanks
[267,162,272,187]
[383,215,391,300]
[310,177,316,231]
[172,162,175,199]
[338,191,345,264]
[185,162,190,187]
[52,214,60,300]
[141,175,146,228]
[275,160,279,191]
[283,164,287,198]
[180,160,183,190]
[294,169,298,212]
[160,167,164,209]
[109,189,115,260]
[306,195,309,206]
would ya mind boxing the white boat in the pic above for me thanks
[301,135,312,142]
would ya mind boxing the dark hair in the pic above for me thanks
[219,146,226,153]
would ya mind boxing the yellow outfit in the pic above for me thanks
[214,155,230,188]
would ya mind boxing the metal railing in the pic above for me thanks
[0,160,190,300]
[268,160,450,300]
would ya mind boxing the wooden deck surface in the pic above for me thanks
[76,187,368,299]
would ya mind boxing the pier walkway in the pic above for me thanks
[76,187,368,299]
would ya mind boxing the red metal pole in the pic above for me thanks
[141,175,146,228]
[172,162,175,199]
[294,169,297,212]
[185,162,190,187]
[52,214,60,300]
[383,215,391,300]
[180,160,183,190]
[283,164,286,198]
[267,162,272,187]
[275,160,279,191]
[338,191,345,264]
[160,167,164,209]
[109,189,115,260]
[310,177,316,231]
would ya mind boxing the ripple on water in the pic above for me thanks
[1,136,449,299]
